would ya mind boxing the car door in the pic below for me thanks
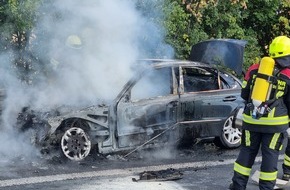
[116,66,180,148]
[177,66,241,138]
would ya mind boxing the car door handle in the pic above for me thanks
[223,96,237,102]
[169,101,178,107]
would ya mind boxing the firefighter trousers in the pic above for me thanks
[232,130,284,190]
[283,136,290,175]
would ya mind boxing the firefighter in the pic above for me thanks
[47,34,83,84]
[277,37,290,181]
[229,35,290,190]
[50,34,83,70]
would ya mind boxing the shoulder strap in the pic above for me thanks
[256,73,277,84]
[264,67,282,107]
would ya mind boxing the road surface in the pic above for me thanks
[0,141,289,190]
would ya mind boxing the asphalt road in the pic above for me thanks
[0,141,289,190]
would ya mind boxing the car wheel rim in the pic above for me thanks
[61,127,91,161]
[222,116,242,145]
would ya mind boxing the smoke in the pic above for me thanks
[0,53,38,161]
[30,0,141,106]
[0,0,174,161]
[27,0,174,108]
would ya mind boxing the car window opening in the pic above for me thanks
[131,67,172,101]
[182,68,219,92]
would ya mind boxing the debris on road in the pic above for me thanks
[132,168,183,182]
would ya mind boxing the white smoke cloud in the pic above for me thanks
[0,0,174,161]
[31,0,143,107]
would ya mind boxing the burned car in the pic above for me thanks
[19,39,246,161]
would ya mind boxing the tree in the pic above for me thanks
[0,0,42,83]
[162,0,260,69]
[162,0,290,71]
[272,1,290,37]
[161,0,208,59]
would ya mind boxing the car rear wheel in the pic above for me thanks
[214,115,242,149]
[60,124,92,161]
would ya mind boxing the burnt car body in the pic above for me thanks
[19,39,246,161]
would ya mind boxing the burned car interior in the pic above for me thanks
[182,67,219,92]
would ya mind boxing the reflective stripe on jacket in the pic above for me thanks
[241,63,290,133]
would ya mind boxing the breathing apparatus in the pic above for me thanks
[250,35,290,119]
[250,56,275,119]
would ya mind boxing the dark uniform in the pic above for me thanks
[283,137,290,180]
[231,36,290,190]
[279,56,290,181]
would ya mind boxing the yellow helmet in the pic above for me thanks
[65,35,82,49]
[269,36,290,58]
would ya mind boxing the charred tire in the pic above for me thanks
[60,120,92,161]
[214,115,242,149]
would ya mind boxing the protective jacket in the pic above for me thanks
[241,62,290,133]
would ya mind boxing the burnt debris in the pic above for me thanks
[132,168,183,182]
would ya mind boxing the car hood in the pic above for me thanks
[189,39,247,75]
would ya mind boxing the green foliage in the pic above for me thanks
[0,0,42,83]
[272,1,290,37]
[163,0,193,59]
[200,1,245,39]
[241,0,280,55]
[0,0,41,44]
[163,0,212,59]
[162,0,290,72]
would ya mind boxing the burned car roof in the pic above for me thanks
[135,59,221,72]
[141,59,215,67]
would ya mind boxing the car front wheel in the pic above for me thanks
[61,126,92,161]
[214,115,242,149]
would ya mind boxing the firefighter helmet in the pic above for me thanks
[269,36,290,58]
[65,35,82,49]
